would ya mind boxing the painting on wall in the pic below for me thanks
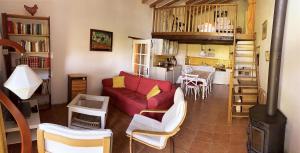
[262,20,267,40]
[90,29,113,51]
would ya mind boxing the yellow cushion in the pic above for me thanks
[112,76,125,88]
[146,85,161,99]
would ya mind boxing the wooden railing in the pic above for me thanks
[0,39,31,153]
[153,4,237,34]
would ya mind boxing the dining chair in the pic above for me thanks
[207,71,215,93]
[184,73,200,101]
[126,88,187,153]
[37,123,113,153]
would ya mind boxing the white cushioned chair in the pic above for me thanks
[126,88,187,153]
[37,123,113,153]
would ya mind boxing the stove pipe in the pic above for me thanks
[266,0,288,116]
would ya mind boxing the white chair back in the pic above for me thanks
[161,88,186,132]
[184,74,199,87]
[191,65,215,72]
[182,65,193,74]
[37,123,113,153]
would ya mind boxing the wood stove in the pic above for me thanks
[247,0,288,153]
[248,105,286,153]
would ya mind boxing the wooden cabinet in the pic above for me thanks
[68,74,87,103]
[152,39,179,55]
[213,69,231,85]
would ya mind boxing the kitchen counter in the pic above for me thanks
[150,65,182,83]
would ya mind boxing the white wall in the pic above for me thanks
[279,0,300,152]
[255,0,275,91]
[256,0,300,153]
[0,0,153,104]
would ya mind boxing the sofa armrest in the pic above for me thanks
[102,78,113,87]
[147,86,176,110]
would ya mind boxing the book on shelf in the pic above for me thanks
[7,20,48,35]
[17,39,49,53]
[16,56,50,69]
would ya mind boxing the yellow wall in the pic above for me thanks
[185,44,232,68]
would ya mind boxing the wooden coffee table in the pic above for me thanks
[67,94,109,129]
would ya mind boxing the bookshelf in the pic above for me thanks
[1,13,51,109]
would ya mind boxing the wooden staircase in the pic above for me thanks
[228,40,259,120]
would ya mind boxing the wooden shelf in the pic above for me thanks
[5,99,40,144]
[32,68,49,70]
[6,13,50,20]
[12,66,49,70]
[8,34,50,37]
[152,32,234,44]
[187,56,230,61]
[11,51,49,55]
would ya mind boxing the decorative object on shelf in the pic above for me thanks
[199,46,206,57]
[90,29,113,51]
[265,51,270,61]
[24,4,38,16]
[236,26,242,33]
[262,20,268,40]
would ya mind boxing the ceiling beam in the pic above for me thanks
[160,0,181,7]
[150,0,165,7]
[186,0,197,5]
[192,0,210,5]
[142,0,151,3]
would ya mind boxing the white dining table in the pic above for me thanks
[176,70,211,86]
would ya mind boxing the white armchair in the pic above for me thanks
[126,88,187,153]
[37,123,113,153]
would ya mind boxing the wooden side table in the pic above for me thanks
[68,74,87,103]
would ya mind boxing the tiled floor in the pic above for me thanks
[8,85,249,153]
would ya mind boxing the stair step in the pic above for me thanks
[234,68,256,72]
[234,76,257,79]
[235,61,256,65]
[236,41,254,45]
[235,54,255,57]
[237,80,258,86]
[236,48,254,51]
[232,111,249,118]
[233,102,257,106]
[233,92,258,96]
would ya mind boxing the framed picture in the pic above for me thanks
[262,20,267,40]
[90,29,113,51]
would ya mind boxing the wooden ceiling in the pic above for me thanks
[142,0,234,8]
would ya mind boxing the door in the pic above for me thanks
[132,40,151,77]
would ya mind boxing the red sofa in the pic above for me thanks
[102,71,176,119]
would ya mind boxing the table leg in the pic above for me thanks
[68,109,72,127]
[101,114,106,129]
